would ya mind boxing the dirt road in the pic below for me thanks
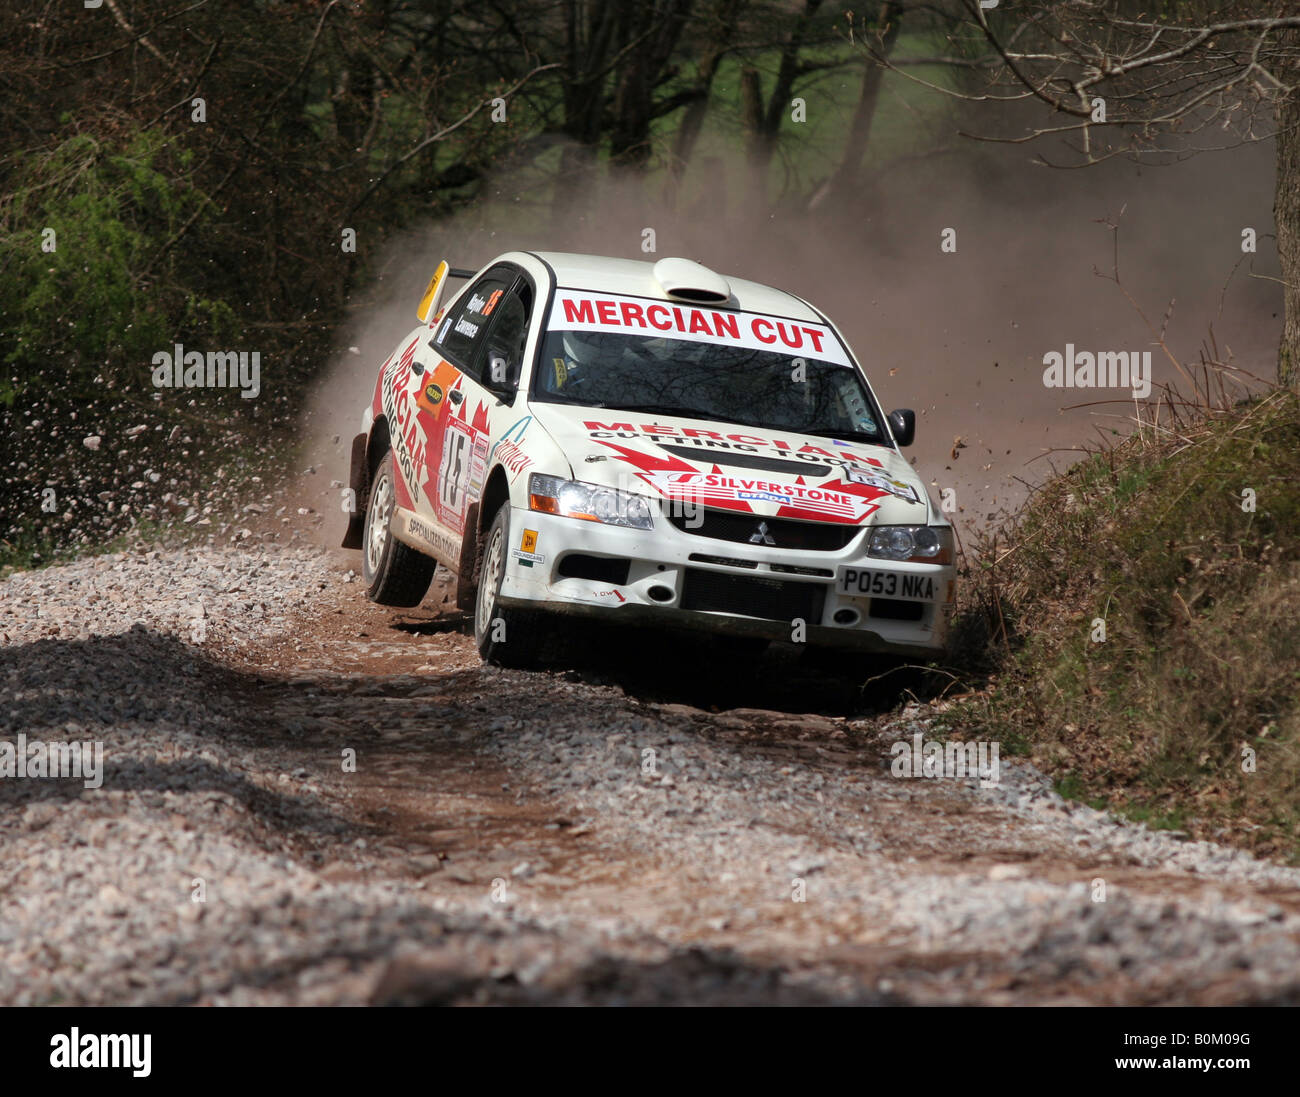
[3,542,1300,1005]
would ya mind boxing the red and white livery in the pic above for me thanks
[343,252,956,666]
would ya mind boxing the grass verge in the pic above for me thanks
[950,388,1300,862]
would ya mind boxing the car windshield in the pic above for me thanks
[531,328,883,440]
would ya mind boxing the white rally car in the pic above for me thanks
[342,252,956,667]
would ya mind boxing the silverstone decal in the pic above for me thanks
[549,290,851,367]
[645,470,879,522]
[594,439,892,524]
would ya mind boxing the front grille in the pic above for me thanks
[770,563,834,577]
[680,568,826,622]
[689,553,758,569]
[667,508,860,551]
[557,554,631,584]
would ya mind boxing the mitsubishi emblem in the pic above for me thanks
[750,521,776,545]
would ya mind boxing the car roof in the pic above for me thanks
[524,250,823,324]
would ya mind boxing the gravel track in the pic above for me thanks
[3,543,1300,1005]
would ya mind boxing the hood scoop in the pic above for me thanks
[652,258,731,304]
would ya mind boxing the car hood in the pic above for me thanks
[528,402,935,527]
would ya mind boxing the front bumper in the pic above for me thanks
[497,505,955,656]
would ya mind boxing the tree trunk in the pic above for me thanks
[823,0,902,207]
[666,0,743,206]
[1276,38,1300,392]
[744,0,823,214]
[609,0,694,169]
[739,64,766,217]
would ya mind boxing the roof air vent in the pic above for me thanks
[651,258,731,304]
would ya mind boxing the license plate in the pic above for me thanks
[836,567,939,601]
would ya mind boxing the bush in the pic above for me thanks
[954,391,1300,861]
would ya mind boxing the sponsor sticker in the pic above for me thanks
[417,381,444,414]
[549,290,851,367]
[407,514,460,562]
[468,289,504,317]
[643,470,878,522]
[844,464,921,504]
[520,529,538,554]
[468,436,488,503]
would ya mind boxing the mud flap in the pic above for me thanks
[341,432,368,549]
[454,502,480,611]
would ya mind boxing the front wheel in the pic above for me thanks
[361,448,435,607]
[474,505,548,668]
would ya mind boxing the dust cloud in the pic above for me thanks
[300,130,1279,545]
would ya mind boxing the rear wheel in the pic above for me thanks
[361,449,435,607]
[474,504,548,667]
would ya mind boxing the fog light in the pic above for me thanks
[833,608,859,626]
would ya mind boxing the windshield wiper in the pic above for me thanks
[611,402,701,417]
[537,394,610,408]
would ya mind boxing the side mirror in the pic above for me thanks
[888,408,915,448]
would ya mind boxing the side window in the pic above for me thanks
[482,282,532,390]
[431,268,514,371]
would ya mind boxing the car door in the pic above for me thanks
[421,265,531,551]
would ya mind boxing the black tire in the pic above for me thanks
[360,448,435,607]
[473,504,548,668]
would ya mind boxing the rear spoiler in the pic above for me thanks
[417,262,479,324]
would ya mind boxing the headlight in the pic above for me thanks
[528,473,655,530]
[867,525,952,564]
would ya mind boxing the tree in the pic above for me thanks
[822,0,905,206]
[870,1,1300,389]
